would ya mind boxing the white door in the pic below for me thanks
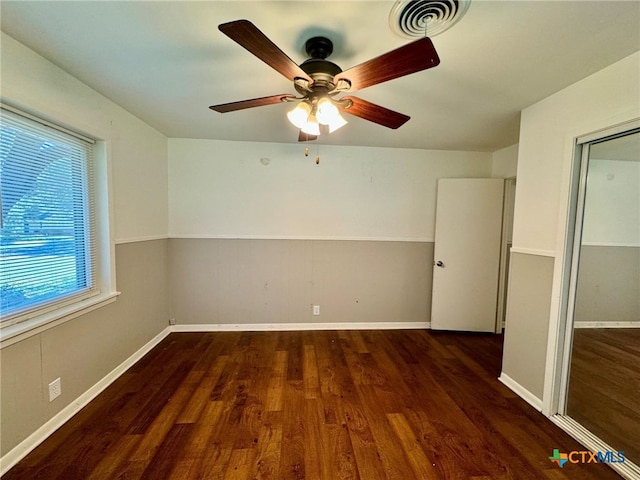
[431,178,504,332]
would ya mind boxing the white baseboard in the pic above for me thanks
[0,326,172,477]
[172,322,431,332]
[574,321,640,329]
[551,415,640,480]
[498,372,543,411]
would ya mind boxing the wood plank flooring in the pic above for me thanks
[568,328,640,466]
[3,330,622,479]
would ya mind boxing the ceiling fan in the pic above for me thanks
[209,20,440,142]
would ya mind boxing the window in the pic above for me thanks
[0,106,98,326]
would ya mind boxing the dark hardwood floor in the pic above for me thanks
[568,328,640,466]
[3,330,622,479]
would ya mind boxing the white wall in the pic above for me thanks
[110,119,168,243]
[513,52,640,255]
[168,139,492,241]
[492,143,518,178]
[0,33,168,243]
[0,32,170,461]
[502,51,640,409]
[582,159,640,246]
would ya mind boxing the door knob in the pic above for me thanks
[435,261,444,268]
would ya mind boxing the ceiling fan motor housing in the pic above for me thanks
[305,36,334,59]
[297,36,343,94]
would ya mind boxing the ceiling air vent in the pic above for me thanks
[389,0,471,38]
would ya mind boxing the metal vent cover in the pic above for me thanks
[389,0,471,38]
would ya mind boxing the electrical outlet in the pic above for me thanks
[48,377,61,402]
[312,305,320,316]
[169,318,176,325]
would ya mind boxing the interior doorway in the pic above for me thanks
[496,177,516,332]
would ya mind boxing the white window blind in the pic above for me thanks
[0,106,98,325]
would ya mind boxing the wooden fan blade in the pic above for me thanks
[209,94,295,113]
[338,96,410,129]
[298,130,317,142]
[219,20,312,83]
[334,37,439,92]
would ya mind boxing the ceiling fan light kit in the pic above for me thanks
[288,97,348,135]
[209,19,441,142]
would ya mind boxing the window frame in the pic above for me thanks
[0,103,118,347]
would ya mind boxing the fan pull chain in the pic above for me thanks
[301,138,319,164]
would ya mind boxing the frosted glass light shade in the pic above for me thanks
[327,113,347,133]
[300,114,321,135]
[316,98,347,133]
[287,102,312,129]
[316,98,338,124]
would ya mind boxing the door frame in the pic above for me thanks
[495,177,516,333]
[546,118,640,418]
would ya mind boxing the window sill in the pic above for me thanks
[0,291,120,349]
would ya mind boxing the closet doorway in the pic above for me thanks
[556,122,640,479]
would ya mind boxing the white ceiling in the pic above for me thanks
[1,1,639,152]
